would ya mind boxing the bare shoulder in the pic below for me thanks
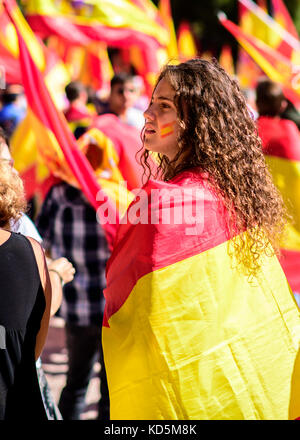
[26,235,45,260]
[26,235,48,287]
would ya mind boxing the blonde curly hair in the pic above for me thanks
[0,154,27,228]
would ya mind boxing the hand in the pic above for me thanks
[48,257,75,284]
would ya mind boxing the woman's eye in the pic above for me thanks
[161,103,170,109]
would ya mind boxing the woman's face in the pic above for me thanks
[143,77,180,160]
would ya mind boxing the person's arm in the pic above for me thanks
[35,187,75,317]
[27,236,52,360]
[47,257,75,316]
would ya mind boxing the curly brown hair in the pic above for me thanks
[0,160,27,228]
[140,58,288,277]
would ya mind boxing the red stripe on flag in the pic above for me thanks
[257,117,300,162]
[20,164,36,200]
[27,15,92,46]
[27,15,161,75]
[279,249,300,294]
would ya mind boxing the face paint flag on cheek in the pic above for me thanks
[160,121,176,138]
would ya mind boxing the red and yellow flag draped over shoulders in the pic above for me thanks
[102,169,300,420]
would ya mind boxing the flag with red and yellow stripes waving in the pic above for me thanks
[257,115,300,294]
[4,0,120,249]
[102,169,300,420]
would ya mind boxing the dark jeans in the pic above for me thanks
[58,323,110,420]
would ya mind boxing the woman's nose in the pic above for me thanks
[144,106,154,121]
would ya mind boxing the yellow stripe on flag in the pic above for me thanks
[10,112,38,173]
[10,111,50,182]
[103,236,300,420]
[177,21,197,61]
[158,0,178,59]
[265,155,300,251]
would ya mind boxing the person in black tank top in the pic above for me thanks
[0,233,47,419]
[0,153,51,419]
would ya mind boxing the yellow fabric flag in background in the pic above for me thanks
[219,45,235,77]
[158,0,178,60]
[177,20,198,61]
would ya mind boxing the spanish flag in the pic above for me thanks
[238,0,299,62]
[102,169,300,420]
[270,0,300,66]
[129,0,173,91]
[218,13,300,100]
[129,0,165,28]
[158,0,178,59]
[0,37,20,84]
[271,0,299,41]
[0,0,69,201]
[4,0,118,249]
[25,0,167,79]
[0,0,69,97]
[25,0,169,47]
[257,116,300,294]
[236,0,264,89]
[78,42,113,93]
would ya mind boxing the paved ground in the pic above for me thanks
[40,316,101,420]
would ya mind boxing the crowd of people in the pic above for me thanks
[1,55,300,420]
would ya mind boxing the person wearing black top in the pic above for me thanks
[0,157,51,419]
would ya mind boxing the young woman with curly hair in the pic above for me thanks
[142,58,288,277]
[0,133,52,420]
[102,59,300,420]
